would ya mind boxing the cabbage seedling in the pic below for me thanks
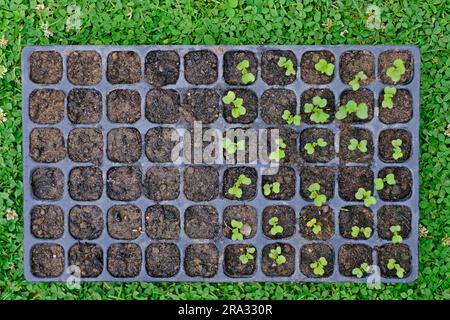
[277,57,296,76]
[390,225,403,244]
[310,257,328,276]
[304,96,330,123]
[263,182,281,196]
[348,71,368,91]
[386,59,406,83]
[304,138,327,155]
[222,91,246,118]
[382,87,397,109]
[352,262,370,278]
[223,138,245,155]
[306,218,322,235]
[387,258,405,278]
[230,219,245,241]
[239,246,256,264]
[348,138,368,153]
[335,100,369,120]
[314,58,334,76]
[268,217,283,236]
[236,59,255,84]
[268,246,286,265]
[374,173,396,190]
[282,110,301,125]
[355,188,377,207]
[392,139,403,160]
[351,226,372,238]
[308,183,327,207]
[228,174,252,199]
[269,138,286,162]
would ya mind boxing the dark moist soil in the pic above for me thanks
[29,51,63,84]
[378,129,412,163]
[67,50,102,85]
[184,244,219,278]
[377,243,411,278]
[300,88,335,125]
[107,205,142,240]
[379,89,413,124]
[300,243,334,278]
[144,50,180,87]
[339,126,374,163]
[68,128,103,164]
[377,205,411,241]
[261,243,295,277]
[379,50,413,85]
[223,128,257,164]
[338,244,373,277]
[261,88,297,125]
[68,243,103,278]
[224,244,257,277]
[223,167,257,200]
[106,51,141,84]
[145,205,180,240]
[29,89,65,124]
[338,166,374,201]
[182,89,220,124]
[338,89,374,123]
[266,127,299,166]
[183,127,219,164]
[262,205,296,239]
[184,50,218,84]
[107,128,142,163]
[339,50,375,86]
[377,167,412,201]
[31,244,64,277]
[106,166,142,201]
[223,205,257,240]
[184,205,219,239]
[300,50,335,84]
[261,50,297,85]
[107,243,142,278]
[67,89,102,124]
[68,166,103,201]
[299,205,334,241]
[69,205,104,240]
[300,166,335,201]
[339,205,374,240]
[300,128,335,163]
[145,127,179,163]
[223,50,257,85]
[31,167,64,200]
[261,166,296,200]
[183,166,219,201]
[145,167,180,201]
[222,89,258,124]
[31,205,64,239]
[145,89,180,124]
[30,128,66,163]
[106,89,141,124]
[146,243,180,277]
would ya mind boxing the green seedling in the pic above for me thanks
[352,262,370,278]
[387,258,405,278]
[348,138,368,153]
[374,173,396,190]
[268,246,287,265]
[239,246,256,264]
[269,138,286,162]
[306,218,322,235]
[335,100,369,120]
[351,226,372,238]
[314,58,335,76]
[222,91,246,118]
[268,217,284,236]
[308,183,327,207]
[304,138,327,155]
[228,174,251,199]
[310,257,328,276]
[263,182,281,196]
[304,96,330,123]
[282,110,301,126]
[230,219,245,241]
[236,59,255,84]
[392,139,403,160]
[382,87,397,109]
[390,225,403,244]
[348,71,368,91]
[355,188,377,207]
[223,138,245,154]
[277,57,296,76]
[386,59,406,83]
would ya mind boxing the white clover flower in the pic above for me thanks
[366,5,382,30]
[66,5,82,31]
[445,124,450,137]
[0,108,6,123]
[0,37,7,47]
[5,208,18,220]
[0,65,6,79]
[36,3,45,11]
[41,22,53,38]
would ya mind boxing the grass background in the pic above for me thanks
[0,0,449,300]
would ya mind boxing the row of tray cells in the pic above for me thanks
[28,49,414,86]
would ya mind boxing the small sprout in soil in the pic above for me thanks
[374,173,396,190]
[355,188,377,207]
[335,100,369,120]
[308,183,327,207]
[263,182,281,196]
[277,57,296,76]
[222,91,246,119]
[306,218,322,235]
[268,246,287,265]
[390,225,403,244]
[392,139,404,160]
[314,58,334,76]
[348,138,368,153]
[310,256,328,276]
[304,96,330,124]
[268,217,284,236]
[352,262,370,278]
[351,226,372,238]
[348,71,368,91]
[386,59,406,83]
[387,258,405,278]
[239,246,256,264]
[230,219,245,241]
[282,110,301,126]
[304,138,327,155]
[382,87,397,109]
[223,137,245,154]
[269,138,286,162]
[236,59,255,84]
[228,174,252,199]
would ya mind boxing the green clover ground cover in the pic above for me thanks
[0,0,449,300]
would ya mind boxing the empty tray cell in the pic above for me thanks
[223,50,257,86]
[29,89,65,124]
[184,205,219,240]
[338,244,373,278]
[300,88,335,125]
[145,89,180,124]
[30,128,66,163]
[261,166,296,200]
[68,166,103,201]
[379,49,413,85]
[261,50,297,85]
[67,88,102,124]
[184,50,218,85]
[29,51,63,84]
[146,243,180,277]
[378,129,412,163]
[107,128,142,163]
[339,50,375,88]
[31,205,64,239]
[222,88,258,124]
[107,204,142,240]
[223,166,257,201]
[145,204,180,240]
[68,128,103,164]
[379,88,413,124]
[107,166,142,201]
[224,244,257,277]
[107,243,142,278]
[145,127,180,163]
[106,89,141,124]
[300,50,335,84]
[183,166,219,202]
[144,50,180,87]
[184,243,219,278]
[106,51,141,84]
[223,205,257,240]
[377,205,412,241]
[262,205,296,239]
[67,50,102,85]
[338,166,374,201]
[261,88,297,125]
[31,244,64,277]
[299,205,334,241]
[300,243,334,278]
[145,166,180,201]
[261,243,295,277]
[339,127,374,164]
[300,128,335,163]
[31,167,64,200]
[69,205,104,240]
[182,88,220,124]
[68,243,103,278]
[339,205,374,240]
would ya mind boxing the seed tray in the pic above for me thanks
[22,45,420,283]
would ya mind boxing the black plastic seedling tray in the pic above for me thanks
[22,45,420,283]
